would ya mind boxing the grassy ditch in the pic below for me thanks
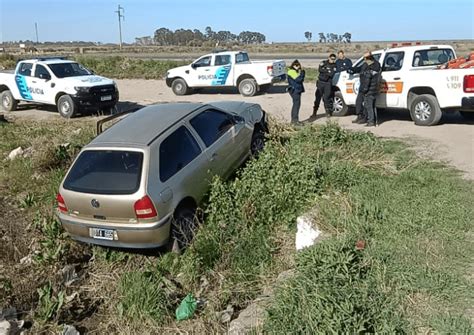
[0,119,472,333]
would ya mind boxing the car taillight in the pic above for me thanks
[267,65,273,76]
[134,195,157,219]
[464,75,474,93]
[56,193,68,213]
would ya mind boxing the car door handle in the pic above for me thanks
[204,69,210,72]
[32,80,37,83]
[394,77,401,80]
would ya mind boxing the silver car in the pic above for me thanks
[56,101,267,250]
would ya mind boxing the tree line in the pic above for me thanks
[135,27,266,46]
[304,32,352,43]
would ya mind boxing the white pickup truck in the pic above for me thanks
[0,57,119,118]
[166,51,286,97]
[333,44,474,126]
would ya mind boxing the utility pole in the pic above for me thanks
[35,22,39,44]
[115,5,124,49]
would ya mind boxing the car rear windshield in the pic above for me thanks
[235,52,250,63]
[48,62,92,78]
[412,48,455,67]
[63,150,143,195]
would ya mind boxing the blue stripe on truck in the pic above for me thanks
[212,65,231,86]
[15,75,33,100]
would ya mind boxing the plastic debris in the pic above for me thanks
[295,216,321,250]
[175,293,197,321]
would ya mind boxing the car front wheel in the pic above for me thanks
[332,91,350,116]
[172,78,190,96]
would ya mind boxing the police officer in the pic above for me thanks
[335,50,352,72]
[348,52,381,126]
[287,59,305,124]
[313,54,337,117]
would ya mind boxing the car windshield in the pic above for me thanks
[63,150,143,195]
[48,62,93,78]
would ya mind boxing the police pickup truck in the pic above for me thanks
[0,57,119,118]
[332,44,474,126]
[166,51,286,97]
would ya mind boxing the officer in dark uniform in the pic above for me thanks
[348,52,381,126]
[312,54,337,117]
[335,50,352,72]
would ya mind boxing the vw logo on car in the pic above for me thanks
[91,199,100,208]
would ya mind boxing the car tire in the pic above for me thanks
[57,95,76,118]
[250,129,265,156]
[1,90,18,112]
[460,111,474,121]
[169,206,199,252]
[409,94,442,126]
[239,78,257,97]
[172,78,190,96]
[332,91,350,116]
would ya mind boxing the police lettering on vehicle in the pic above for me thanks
[28,87,44,95]
[198,74,217,80]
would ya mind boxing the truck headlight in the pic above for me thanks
[74,86,90,94]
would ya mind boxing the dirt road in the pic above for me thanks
[5,79,474,179]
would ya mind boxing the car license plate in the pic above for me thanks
[90,228,115,240]
[101,95,112,101]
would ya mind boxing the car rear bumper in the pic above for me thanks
[58,213,171,249]
[461,97,474,111]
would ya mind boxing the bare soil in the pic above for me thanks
[4,79,473,179]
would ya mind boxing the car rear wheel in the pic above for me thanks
[238,78,257,97]
[172,78,190,96]
[1,90,18,112]
[332,91,350,116]
[460,111,474,121]
[409,94,442,126]
[169,206,199,252]
[57,95,77,118]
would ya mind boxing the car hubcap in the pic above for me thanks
[333,96,343,113]
[61,101,70,114]
[2,95,10,108]
[414,101,431,121]
[251,136,264,154]
[243,83,253,95]
[176,83,183,92]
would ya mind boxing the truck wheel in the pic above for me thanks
[172,78,190,96]
[410,94,442,126]
[239,78,257,97]
[1,90,18,112]
[332,91,349,116]
[57,95,76,118]
[460,111,474,121]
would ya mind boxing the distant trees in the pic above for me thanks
[141,26,266,46]
[318,32,352,43]
[304,31,312,42]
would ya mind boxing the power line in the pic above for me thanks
[115,5,125,49]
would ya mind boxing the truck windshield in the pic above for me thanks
[48,62,93,78]
[412,49,455,67]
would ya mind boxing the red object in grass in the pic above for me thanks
[355,240,366,250]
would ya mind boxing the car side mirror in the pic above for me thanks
[39,73,51,81]
[191,63,198,69]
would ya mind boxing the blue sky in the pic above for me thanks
[0,0,472,43]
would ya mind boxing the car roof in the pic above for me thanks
[88,101,258,148]
[20,59,76,65]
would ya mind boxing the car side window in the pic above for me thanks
[353,53,382,69]
[383,52,404,72]
[194,56,211,68]
[159,126,202,182]
[18,63,33,76]
[34,65,50,78]
[215,55,231,66]
[190,109,234,147]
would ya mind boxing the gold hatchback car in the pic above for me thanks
[56,101,267,250]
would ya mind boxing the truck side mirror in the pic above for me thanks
[191,63,198,69]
